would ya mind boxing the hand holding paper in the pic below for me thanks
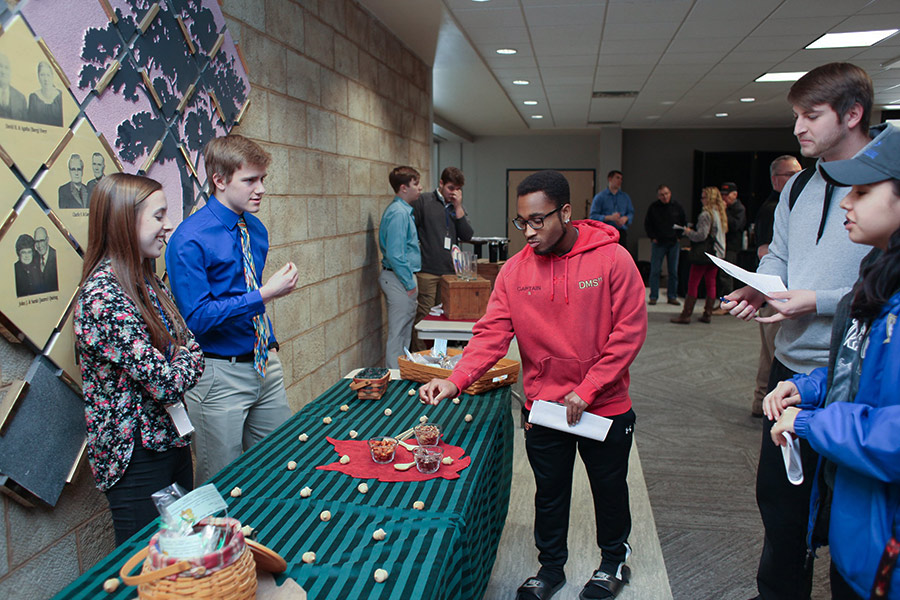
[528,400,613,441]
[706,253,787,297]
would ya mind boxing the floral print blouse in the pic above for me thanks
[74,260,204,492]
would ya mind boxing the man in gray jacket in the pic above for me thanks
[722,62,875,600]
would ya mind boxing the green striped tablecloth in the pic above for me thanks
[53,379,514,600]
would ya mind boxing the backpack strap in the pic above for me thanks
[788,167,816,211]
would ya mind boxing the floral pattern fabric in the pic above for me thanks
[74,260,204,492]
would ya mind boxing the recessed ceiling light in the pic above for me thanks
[496,48,517,55]
[513,80,530,85]
[471,0,490,3]
[755,71,807,82]
[530,115,544,119]
[523,100,538,105]
[715,112,728,118]
[740,97,756,103]
[661,100,675,105]
[806,29,898,49]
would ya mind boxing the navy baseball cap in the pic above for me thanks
[720,182,738,193]
[819,123,900,185]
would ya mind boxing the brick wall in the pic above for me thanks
[0,1,431,597]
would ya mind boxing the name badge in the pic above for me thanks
[444,236,452,250]
[166,403,195,437]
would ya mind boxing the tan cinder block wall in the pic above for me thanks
[0,1,431,597]
[227,0,432,413]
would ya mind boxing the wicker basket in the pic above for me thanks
[349,367,390,399]
[398,348,519,395]
[119,518,257,600]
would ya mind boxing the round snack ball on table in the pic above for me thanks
[349,430,358,439]
[358,483,368,494]
[298,433,308,442]
[300,486,312,498]
[302,551,316,564]
[322,416,332,424]
[340,455,350,465]
[384,408,392,416]
[372,528,386,541]
[320,510,331,522]
[287,461,297,471]
[452,397,461,405]
[374,568,389,583]
[413,500,425,510]
[103,578,119,593]
[340,404,350,412]
[442,456,454,465]
[408,388,416,396]
[230,486,242,498]
[419,415,428,423]
[464,414,473,423]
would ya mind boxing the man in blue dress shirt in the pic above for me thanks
[589,170,634,249]
[166,135,297,484]
[378,166,422,368]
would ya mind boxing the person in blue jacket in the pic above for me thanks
[766,122,900,599]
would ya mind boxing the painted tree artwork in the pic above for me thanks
[0,0,250,507]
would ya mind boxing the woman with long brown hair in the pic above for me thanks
[671,186,728,324]
[74,173,203,545]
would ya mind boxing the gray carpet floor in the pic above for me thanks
[486,291,832,600]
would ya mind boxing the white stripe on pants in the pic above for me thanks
[379,269,417,369]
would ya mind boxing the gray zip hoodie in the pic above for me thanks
[757,129,881,373]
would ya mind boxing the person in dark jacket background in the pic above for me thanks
[644,184,686,305]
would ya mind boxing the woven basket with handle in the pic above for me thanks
[119,518,257,600]
[398,348,519,395]
[349,367,390,399]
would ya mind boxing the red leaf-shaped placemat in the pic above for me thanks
[316,437,471,481]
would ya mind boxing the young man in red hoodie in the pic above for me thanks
[420,170,647,600]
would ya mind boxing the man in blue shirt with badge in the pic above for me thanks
[590,170,634,249]
[166,134,297,484]
[379,166,422,368]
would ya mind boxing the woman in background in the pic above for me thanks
[13,233,39,297]
[75,173,203,545]
[27,61,62,126]
[767,123,900,599]
[670,186,727,324]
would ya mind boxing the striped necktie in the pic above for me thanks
[238,217,270,377]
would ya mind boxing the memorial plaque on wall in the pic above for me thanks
[0,15,80,181]
[19,0,111,105]
[33,117,121,249]
[0,195,82,348]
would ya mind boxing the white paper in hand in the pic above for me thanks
[528,400,613,441]
[705,253,787,297]
[781,431,804,485]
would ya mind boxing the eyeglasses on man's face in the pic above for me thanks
[511,206,561,231]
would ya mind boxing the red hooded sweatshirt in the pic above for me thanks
[447,220,647,417]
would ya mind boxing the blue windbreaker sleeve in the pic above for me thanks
[790,367,828,410]
[794,404,900,483]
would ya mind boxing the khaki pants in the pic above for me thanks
[753,303,780,413]
[184,352,291,484]
[379,269,417,368]
[411,272,442,351]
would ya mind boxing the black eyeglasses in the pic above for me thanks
[511,206,561,231]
